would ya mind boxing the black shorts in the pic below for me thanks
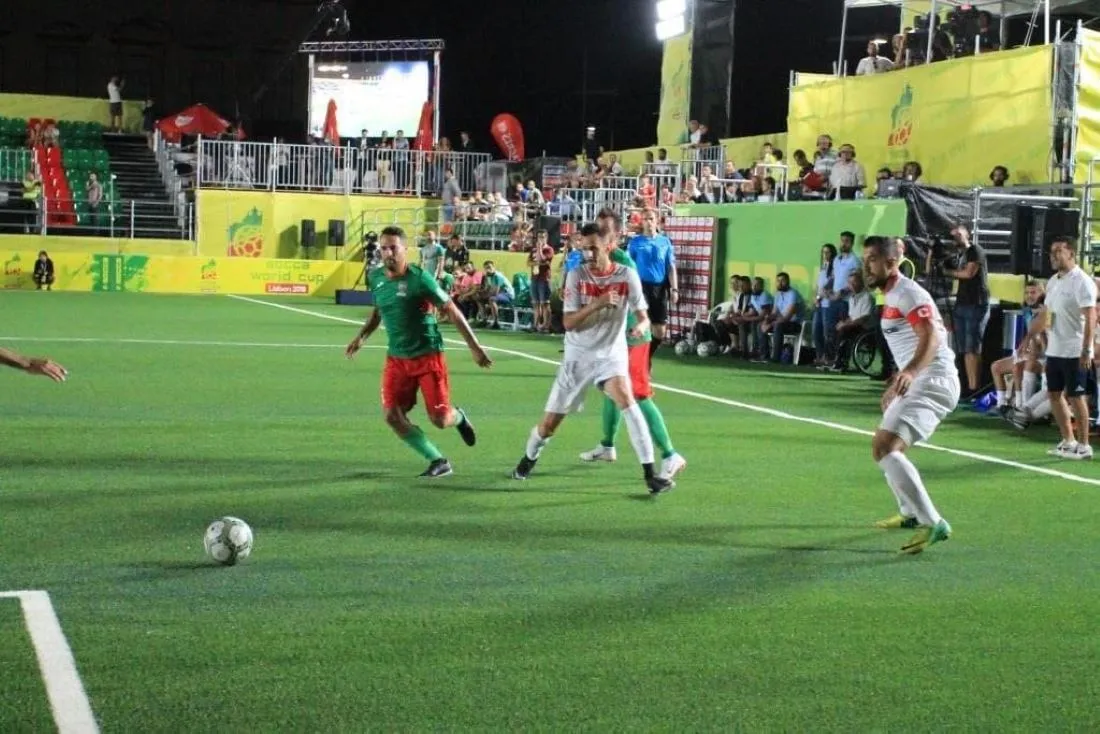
[109,102,122,117]
[641,282,669,325]
[1046,356,1088,397]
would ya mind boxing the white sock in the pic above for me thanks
[620,402,656,465]
[525,425,550,461]
[1021,371,1039,403]
[878,452,943,527]
[882,471,917,519]
[1026,390,1051,420]
[995,390,1007,406]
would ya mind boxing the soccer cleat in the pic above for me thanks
[512,455,537,480]
[659,453,687,480]
[1047,440,1079,457]
[454,407,477,447]
[900,519,952,555]
[419,458,453,478]
[579,445,617,463]
[647,475,675,495]
[874,514,920,530]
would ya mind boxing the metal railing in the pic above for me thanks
[152,131,194,229]
[196,138,492,197]
[0,194,193,241]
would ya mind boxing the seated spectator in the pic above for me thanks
[713,275,755,354]
[989,165,1009,187]
[492,192,512,222]
[812,134,837,189]
[723,160,745,182]
[33,250,55,291]
[792,149,814,181]
[453,262,484,320]
[856,40,895,75]
[694,275,743,346]
[444,234,470,270]
[739,277,773,358]
[991,281,1045,410]
[607,154,623,176]
[721,181,740,203]
[831,271,876,371]
[757,176,779,202]
[659,185,676,212]
[524,180,545,217]
[756,272,804,364]
[829,144,866,200]
[812,244,838,368]
[901,160,923,182]
[681,176,710,204]
[476,260,514,329]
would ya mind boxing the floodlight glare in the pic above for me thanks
[656,0,687,22]
[655,15,687,41]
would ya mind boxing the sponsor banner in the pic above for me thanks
[788,45,1053,186]
[1076,29,1100,253]
[663,216,717,339]
[0,251,353,297]
[657,32,693,146]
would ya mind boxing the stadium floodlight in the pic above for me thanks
[655,0,688,41]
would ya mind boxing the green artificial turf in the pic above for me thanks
[1,291,1098,732]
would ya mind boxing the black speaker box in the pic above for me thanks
[301,219,316,248]
[1010,205,1079,278]
[328,219,345,247]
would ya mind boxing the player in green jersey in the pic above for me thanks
[346,226,492,477]
[578,208,686,481]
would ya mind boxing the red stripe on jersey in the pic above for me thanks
[907,304,935,326]
[882,306,904,320]
[578,281,629,298]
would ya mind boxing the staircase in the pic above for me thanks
[101,134,186,239]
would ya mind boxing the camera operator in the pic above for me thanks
[938,225,989,400]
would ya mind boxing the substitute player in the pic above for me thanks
[511,222,674,495]
[0,347,68,381]
[578,208,686,480]
[862,236,956,554]
[346,226,492,478]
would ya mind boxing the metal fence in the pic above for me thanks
[196,139,492,197]
[0,194,193,241]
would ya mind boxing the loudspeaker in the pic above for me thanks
[538,215,562,248]
[301,219,316,248]
[1010,205,1080,278]
[328,219,345,247]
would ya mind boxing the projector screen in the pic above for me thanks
[308,61,430,140]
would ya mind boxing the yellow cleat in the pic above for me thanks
[875,514,920,530]
[900,520,952,555]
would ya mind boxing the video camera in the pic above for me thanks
[363,231,381,269]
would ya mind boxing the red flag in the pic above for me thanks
[323,98,339,145]
[413,100,434,151]
[490,113,525,161]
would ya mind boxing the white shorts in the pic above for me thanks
[880,373,960,446]
[1013,348,1045,366]
[544,355,630,415]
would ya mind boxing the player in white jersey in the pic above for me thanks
[863,237,957,554]
[511,222,675,495]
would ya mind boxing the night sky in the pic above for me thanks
[338,0,898,155]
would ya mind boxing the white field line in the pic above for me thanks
[0,590,99,734]
[227,294,1100,489]
[0,336,386,350]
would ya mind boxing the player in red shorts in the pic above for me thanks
[346,226,492,477]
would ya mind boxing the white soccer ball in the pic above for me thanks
[675,340,694,356]
[696,341,719,357]
[204,517,254,566]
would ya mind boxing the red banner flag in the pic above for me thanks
[490,113,525,161]
[322,98,339,145]
[413,100,434,151]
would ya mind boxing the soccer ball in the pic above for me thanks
[696,341,719,357]
[674,340,694,356]
[204,517,254,566]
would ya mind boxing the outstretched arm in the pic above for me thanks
[441,300,492,368]
[0,348,68,382]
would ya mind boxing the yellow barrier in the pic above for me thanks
[0,93,145,133]
[195,190,439,259]
[788,45,1053,186]
[0,234,193,257]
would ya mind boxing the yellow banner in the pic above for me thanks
[1074,29,1100,184]
[196,190,436,259]
[0,93,145,133]
[788,45,1053,185]
[793,72,834,87]
[0,234,193,257]
[657,33,693,147]
[1,251,354,297]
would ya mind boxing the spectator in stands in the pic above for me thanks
[812,244,837,367]
[699,165,722,201]
[902,161,923,182]
[525,181,545,218]
[939,224,990,399]
[720,181,740,203]
[21,169,40,233]
[716,275,755,354]
[723,160,745,182]
[42,121,59,148]
[142,98,157,150]
[740,277,773,358]
[33,250,54,291]
[441,169,461,223]
[831,271,876,372]
[491,192,512,222]
[458,131,475,153]
[812,134,837,186]
[856,40,896,75]
[477,260,514,330]
[529,229,555,333]
[584,128,601,166]
[756,272,804,364]
[444,234,469,270]
[829,144,866,200]
[393,130,410,192]
[107,76,125,133]
[453,262,483,320]
[694,275,742,349]
[469,191,492,221]
[758,176,779,203]
[978,11,1002,51]
[688,120,703,146]
[655,148,676,177]
[86,173,104,228]
[608,154,624,176]
[792,150,813,181]
[992,281,1045,410]
[990,165,1009,187]
[681,176,709,204]
[638,175,656,208]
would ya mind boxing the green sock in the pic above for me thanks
[400,426,444,462]
[638,398,675,460]
[601,396,621,448]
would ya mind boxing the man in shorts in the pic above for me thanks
[345,226,493,477]
[627,209,679,366]
[511,223,674,495]
[528,229,556,333]
[863,236,957,554]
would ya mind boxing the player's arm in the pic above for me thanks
[893,303,939,395]
[0,347,68,382]
[561,271,612,332]
[665,239,680,303]
[345,309,381,358]
[441,300,492,368]
[626,268,651,337]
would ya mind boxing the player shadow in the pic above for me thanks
[121,561,225,581]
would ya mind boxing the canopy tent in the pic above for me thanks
[838,0,1100,69]
[156,104,233,143]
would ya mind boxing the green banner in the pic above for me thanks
[657,33,693,146]
[677,200,909,303]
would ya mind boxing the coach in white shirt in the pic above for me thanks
[1039,237,1097,460]
[856,41,896,75]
